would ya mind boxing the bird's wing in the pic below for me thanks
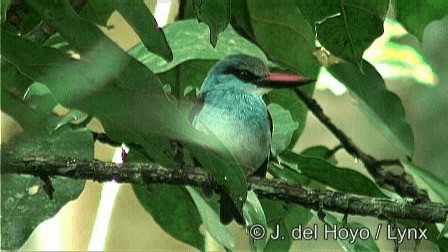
[188,92,206,124]
[251,109,272,178]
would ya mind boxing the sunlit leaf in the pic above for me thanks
[297,0,389,67]
[129,20,267,74]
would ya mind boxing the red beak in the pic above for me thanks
[255,73,315,89]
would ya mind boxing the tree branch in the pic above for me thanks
[294,89,425,200]
[3,153,447,224]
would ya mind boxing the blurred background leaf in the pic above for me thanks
[394,0,448,41]
[328,60,414,157]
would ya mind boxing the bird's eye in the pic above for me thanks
[237,70,255,82]
[239,71,248,78]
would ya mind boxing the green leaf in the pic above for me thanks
[267,103,299,156]
[297,0,388,67]
[265,90,311,149]
[133,184,205,250]
[112,0,173,61]
[243,190,267,252]
[187,143,247,214]
[328,60,414,157]
[1,126,92,249]
[157,60,216,101]
[23,83,58,117]
[247,0,319,78]
[324,212,380,252]
[192,0,230,47]
[127,150,206,250]
[1,63,48,131]
[301,145,337,165]
[268,163,312,186]
[129,20,267,74]
[440,216,448,240]
[280,150,387,197]
[229,0,254,41]
[247,0,320,146]
[79,0,114,26]
[398,220,448,251]
[402,161,448,204]
[186,187,235,250]
[4,1,247,216]
[50,109,85,134]
[394,0,448,41]
[1,0,11,22]
[262,200,313,251]
[1,175,85,250]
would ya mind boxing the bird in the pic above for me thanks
[190,54,314,224]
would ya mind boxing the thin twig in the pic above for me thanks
[3,153,447,224]
[294,89,425,199]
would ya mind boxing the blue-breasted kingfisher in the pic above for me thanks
[190,54,314,224]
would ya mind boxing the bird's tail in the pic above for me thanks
[219,193,245,225]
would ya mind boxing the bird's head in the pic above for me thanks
[201,54,314,94]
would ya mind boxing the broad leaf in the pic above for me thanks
[324,212,380,252]
[280,150,387,197]
[402,161,448,204]
[440,216,448,240]
[265,90,310,149]
[186,187,235,250]
[328,60,414,157]
[22,83,58,117]
[133,184,205,250]
[1,126,92,250]
[247,0,319,78]
[243,190,267,252]
[50,109,85,134]
[129,20,267,74]
[262,200,313,251]
[1,0,11,22]
[158,60,215,101]
[297,0,388,67]
[394,0,448,41]
[80,0,114,26]
[4,1,247,214]
[192,0,230,47]
[247,0,320,147]
[268,162,312,186]
[112,0,173,61]
[301,145,337,165]
[268,103,299,156]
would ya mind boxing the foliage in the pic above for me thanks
[1,0,448,250]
